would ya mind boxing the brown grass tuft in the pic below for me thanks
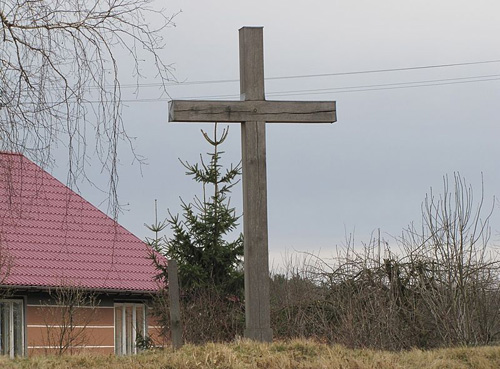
[1,340,499,369]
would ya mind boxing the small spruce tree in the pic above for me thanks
[149,123,243,298]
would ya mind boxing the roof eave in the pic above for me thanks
[0,284,160,297]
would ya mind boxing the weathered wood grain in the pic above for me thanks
[169,100,337,123]
[241,120,273,342]
[168,260,183,350]
[239,27,265,101]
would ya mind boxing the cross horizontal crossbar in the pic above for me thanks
[169,100,337,123]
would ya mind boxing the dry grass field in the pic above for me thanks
[1,340,500,369]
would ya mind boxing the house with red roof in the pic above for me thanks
[0,152,163,357]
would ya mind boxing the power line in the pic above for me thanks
[278,76,500,97]
[37,72,500,105]
[117,58,500,89]
[115,73,500,103]
[266,73,500,97]
[266,59,500,81]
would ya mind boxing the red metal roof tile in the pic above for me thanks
[0,153,162,293]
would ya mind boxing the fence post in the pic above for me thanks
[168,259,183,349]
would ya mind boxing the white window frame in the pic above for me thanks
[114,303,146,355]
[0,299,25,358]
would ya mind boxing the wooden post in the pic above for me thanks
[168,259,183,349]
[239,27,272,341]
[168,27,337,343]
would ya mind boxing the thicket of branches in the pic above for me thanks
[153,173,500,350]
[270,174,499,349]
[1,0,175,214]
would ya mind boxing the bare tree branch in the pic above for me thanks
[1,0,177,216]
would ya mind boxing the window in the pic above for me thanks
[0,300,24,358]
[114,303,146,355]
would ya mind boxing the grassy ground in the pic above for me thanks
[1,340,500,369]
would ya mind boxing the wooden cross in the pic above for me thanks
[168,26,336,342]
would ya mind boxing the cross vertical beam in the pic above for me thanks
[239,27,272,341]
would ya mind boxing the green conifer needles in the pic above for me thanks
[150,123,244,297]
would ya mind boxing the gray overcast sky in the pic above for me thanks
[54,0,500,264]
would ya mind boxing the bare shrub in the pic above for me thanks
[270,253,335,341]
[181,289,244,344]
[270,238,426,349]
[270,174,500,349]
[152,287,244,345]
[398,173,500,346]
[40,285,99,355]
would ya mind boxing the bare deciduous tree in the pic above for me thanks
[1,0,176,214]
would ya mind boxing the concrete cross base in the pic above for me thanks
[244,328,273,342]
